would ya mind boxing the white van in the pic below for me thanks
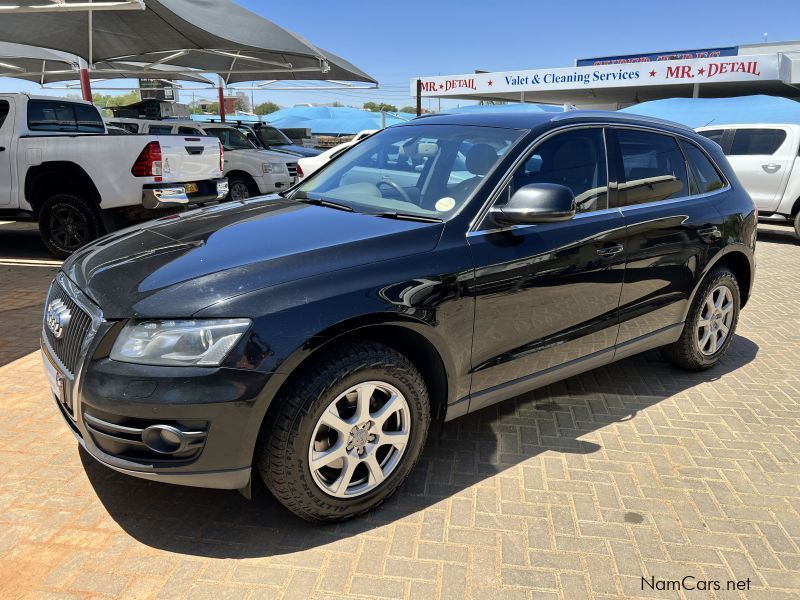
[696,124,800,237]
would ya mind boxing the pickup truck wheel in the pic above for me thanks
[256,341,430,522]
[794,211,800,240]
[226,175,258,202]
[38,193,102,258]
[663,267,740,371]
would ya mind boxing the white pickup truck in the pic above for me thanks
[0,94,227,257]
[697,124,800,238]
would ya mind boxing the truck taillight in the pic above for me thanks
[131,141,163,181]
[296,163,304,178]
[219,143,224,174]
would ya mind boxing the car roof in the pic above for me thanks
[402,109,694,135]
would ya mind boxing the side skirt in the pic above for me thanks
[447,323,683,420]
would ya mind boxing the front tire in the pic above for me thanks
[663,267,740,371]
[38,193,102,258]
[226,174,259,202]
[256,341,430,522]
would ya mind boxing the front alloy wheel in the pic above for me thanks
[308,381,411,498]
[228,180,251,201]
[257,341,430,522]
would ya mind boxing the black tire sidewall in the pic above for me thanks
[685,271,741,368]
[794,211,800,240]
[226,175,258,201]
[262,346,430,521]
[38,194,101,258]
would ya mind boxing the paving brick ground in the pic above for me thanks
[0,224,799,599]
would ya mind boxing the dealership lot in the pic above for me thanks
[0,224,797,599]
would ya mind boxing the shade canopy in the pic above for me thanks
[620,95,800,128]
[0,0,376,85]
[262,106,412,136]
[0,42,212,84]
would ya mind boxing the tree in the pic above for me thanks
[91,90,141,108]
[363,101,398,113]
[254,101,281,115]
[399,106,417,114]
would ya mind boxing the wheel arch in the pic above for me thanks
[685,246,754,318]
[25,161,101,217]
[265,315,455,426]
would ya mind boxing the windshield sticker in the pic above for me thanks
[435,197,456,212]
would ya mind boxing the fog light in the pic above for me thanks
[142,424,187,454]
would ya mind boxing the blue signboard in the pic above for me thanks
[576,47,739,66]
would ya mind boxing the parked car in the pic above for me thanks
[44,110,756,522]
[105,118,206,136]
[0,94,227,257]
[296,129,377,179]
[232,121,321,157]
[697,124,800,238]
[198,124,299,200]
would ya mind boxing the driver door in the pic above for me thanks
[466,127,627,411]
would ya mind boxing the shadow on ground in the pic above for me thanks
[82,334,759,559]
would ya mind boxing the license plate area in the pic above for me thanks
[184,182,199,194]
[42,347,71,414]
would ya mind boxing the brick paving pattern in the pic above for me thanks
[0,225,799,599]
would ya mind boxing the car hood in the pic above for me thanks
[63,197,444,318]
[270,144,321,158]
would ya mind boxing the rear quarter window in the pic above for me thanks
[28,99,105,133]
[729,128,787,155]
[679,140,726,195]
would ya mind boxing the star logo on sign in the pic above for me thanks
[487,80,493,86]
[697,67,706,75]
[649,69,657,77]
[438,83,444,90]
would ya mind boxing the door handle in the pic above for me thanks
[762,163,781,173]
[0,146,5,152]
[698,225,722,242]
[596,243,624,258]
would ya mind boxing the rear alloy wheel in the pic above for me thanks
[663,267,740,371]
[257,341,430,522]
[38,193,102,258]
[794,211,800,240]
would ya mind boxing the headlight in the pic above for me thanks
[110,319,251,366]
[262,162,286,174]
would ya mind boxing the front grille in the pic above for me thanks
[83,407,207,464]
[43,282,92,375]
[287,162,298,178]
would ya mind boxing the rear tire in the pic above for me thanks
[663,267,740,371]
[793,211,800,240]
[256,341,430,522]
[38,193,102,259]
[226,174,259,202]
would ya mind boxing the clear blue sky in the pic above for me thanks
[3,0,800,110]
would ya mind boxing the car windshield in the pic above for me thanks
[258,126,292,146]
[296,124,525,219]
[205,127,257,151]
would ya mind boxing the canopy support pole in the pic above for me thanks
[416,78,422,116]
[218,76,226,122]
[78,58,93,102]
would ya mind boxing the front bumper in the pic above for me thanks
[42,273,268,491]
[142,177,228,209]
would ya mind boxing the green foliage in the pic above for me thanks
[91,90,141,108]
[254,101,281,115]
[399,106,417,114]
[363,101,398,113]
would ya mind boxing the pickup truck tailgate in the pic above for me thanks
[158,135,221,182]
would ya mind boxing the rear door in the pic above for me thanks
[723,127,792,212]
[610,127,725,348]
[0,98,12,205]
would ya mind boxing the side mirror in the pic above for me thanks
[490,183,576,226]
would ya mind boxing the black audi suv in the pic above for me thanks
[42,110,756,522]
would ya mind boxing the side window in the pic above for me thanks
[679,140,726,195]
[27,100,77,132]
[148,125,173,135]
[616,129,688,206]
[507,128,608,212]
[698,129,726,146]
[729,128,786,155]
[178,126,202,135]
[0,100,9,130]
[73,103,105,133]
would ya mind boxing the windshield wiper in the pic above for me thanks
[371,211,442,223]
[291,191,353,212]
